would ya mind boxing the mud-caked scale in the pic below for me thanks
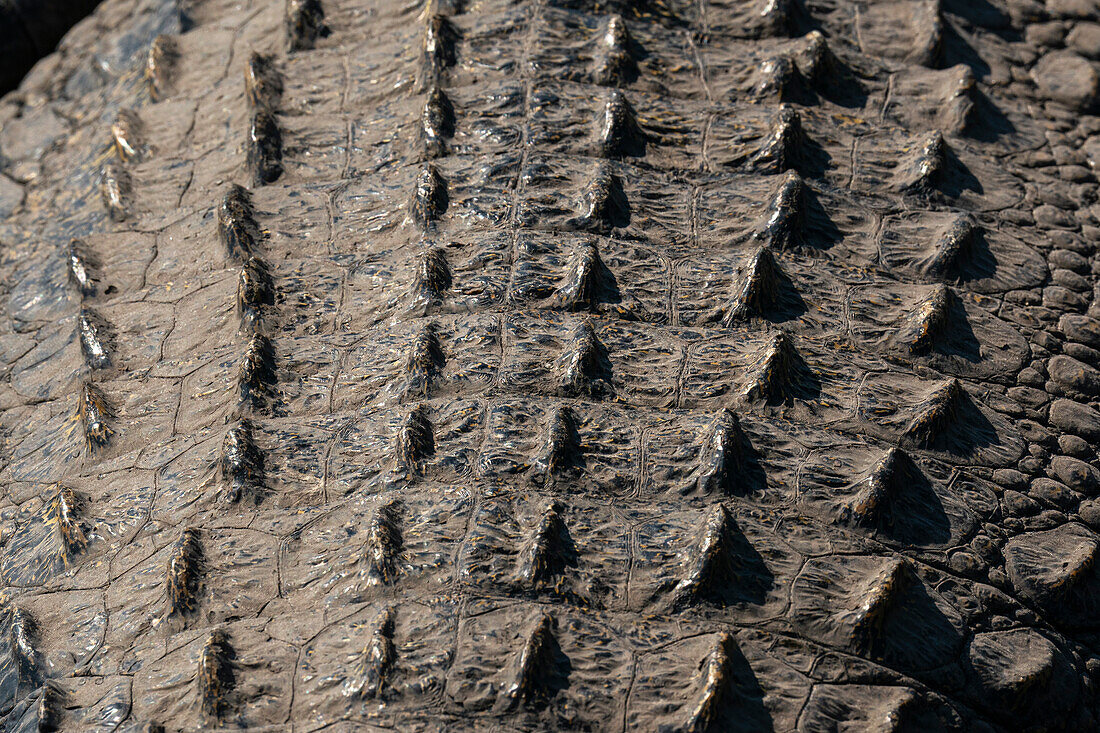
[0,0,1098,730]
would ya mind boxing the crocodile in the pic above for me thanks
[0,0,1098,730]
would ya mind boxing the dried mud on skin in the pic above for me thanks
[0,0,1099,730]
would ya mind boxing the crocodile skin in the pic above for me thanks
[0,0,1098,730]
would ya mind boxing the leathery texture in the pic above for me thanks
[0,0,1099,730]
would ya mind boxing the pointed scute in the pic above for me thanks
[558,319,612,397]
[691,409,747,496]
[402,322,446,401]
[79,381,114,452]
[742,331,805,403]
[516,501,572,586]
[837,448,909,529]
[922,214,977,280]
[684,632,739,733]
[749,105,803,173]
[592,14,636,86]
[850,557,912,654]
[532,405,582,484]
[248,109,283,185]
[719,247,781,325]
[198,629,236,720]
[344,606,396,699]
[906,0,944,69]
[899,284,953,354]
[500,613,560,710]
[897,130,948,196]
[286,0,329,52]
[903,378,964,449]
[569,161,628,233]
[754,170,804,251]
[409,165,448,229]
[166,527,204,619]
[597,89,644,157]
[421,86,455,158]
[549,242,609,312]
[394,404,434,474]
[670,504,740,608]
[365,500,404,586]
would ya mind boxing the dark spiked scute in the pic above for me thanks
[111,109,147,163]
[48,487,89,562]
[345,606,396,699]
[593,14,636,86]
[906,0,944,69]
[897,131,948,196]
[670,504,741,609]
[99,160,132,221]
[532,405,582,483]
[749,105,803,174]
[693,409,747,496]
[218,184,261,262]
[409,165,448,230]
[9,607,42,691]
[421,86,455,159]
[286,0,328,52]
[402,322,446,401]
[365,500,404,586]
[516,501,573,586]
[248,110,283,185]
[899,284,955,354]
[923,214,978,280]
[717,247,781,325]
[166,528,204,619]
[500,614,560,710]
[411,247,453,303]
[794,30,836,83]
[753,171,805,251]
[145,35,179,101]
[77,308,110,370]
[245,52,284,112]
[940,66,977,135]
[220,419,265,503]
[79,381,114,452]
[741,331,804,403]
[837,448,910,530]
[198,629,236,720]
[394,404,434,475]
[66,238,98,297]
[558,318,612,397]
[902,378,965,449]
[597,89,644,158]
[237,256,274,335]
[421,14,458,86]
[684,633,739,733]
[238,334,277,412]
[549,242,610,311]
[570,162,628,233]
[850,558,911,655]
[758,0,793,37]
[752,55,797,100]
